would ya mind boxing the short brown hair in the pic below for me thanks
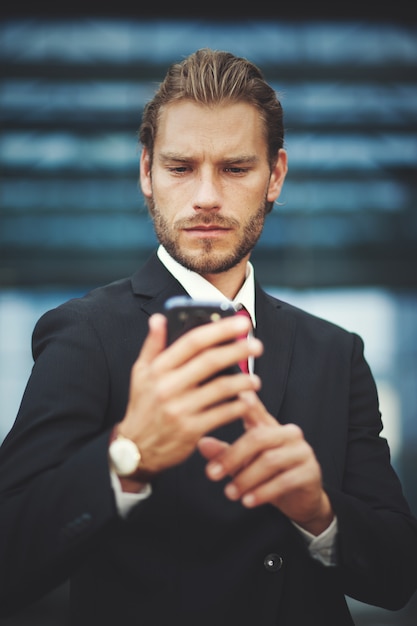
[139,48,284,170]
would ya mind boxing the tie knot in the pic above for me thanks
[235,305,251,325]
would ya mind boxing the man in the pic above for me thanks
[0,48,416,626]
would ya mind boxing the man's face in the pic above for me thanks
[140,100,287,277]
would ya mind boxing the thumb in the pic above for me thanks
[138,313,167,365]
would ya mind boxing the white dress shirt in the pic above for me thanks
[111,245,337,565]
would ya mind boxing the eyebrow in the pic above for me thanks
[158,152,260,165]
[158,152,189,163]
[222,155,260,165]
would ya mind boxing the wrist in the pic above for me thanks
[296,492,334,536]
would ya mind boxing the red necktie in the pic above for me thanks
[235,306,251,373]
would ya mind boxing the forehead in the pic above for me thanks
[154,100,268,157]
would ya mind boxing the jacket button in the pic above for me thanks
[264,553,283,572]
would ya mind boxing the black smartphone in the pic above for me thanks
[164,296,237,345]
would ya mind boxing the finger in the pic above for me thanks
[179,372,261,415]
[240,391,276,429]
[225,436,309,500]
[238,467,303,509]
[158,335,262,397]
[188,335,262,384]
[206,422,302,481]
[155,372,261,433]
[158,347,261,414]
[158,314,255,374]
[238,462,321,512]
[198,437,229,460]
[196,394,262,441]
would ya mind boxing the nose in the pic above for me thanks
[192,171,221,211]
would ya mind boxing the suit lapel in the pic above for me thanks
[254,285,296,421]
[130,252,189,317]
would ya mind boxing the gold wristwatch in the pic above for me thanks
[108,431,141,477]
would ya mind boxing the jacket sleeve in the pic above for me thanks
[0,303,121,616]
[326,333,417,610]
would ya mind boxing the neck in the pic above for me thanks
[202,261,248,300]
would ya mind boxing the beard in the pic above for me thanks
[148,197,268,275]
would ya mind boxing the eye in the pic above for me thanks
[168,166,189,174]
[224,167,249,174]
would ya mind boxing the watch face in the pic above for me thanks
[109,437,141,477]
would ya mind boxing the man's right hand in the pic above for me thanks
[114,312,263,484]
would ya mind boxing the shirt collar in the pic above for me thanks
[157,245,256,327]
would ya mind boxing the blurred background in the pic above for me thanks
[0,3,416,624]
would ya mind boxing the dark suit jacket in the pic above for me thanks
[1,252,417,626]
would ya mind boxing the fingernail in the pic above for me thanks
[208,463,223,479]
[225,483,239,500]
[242,493,256,507]
[248,337,263,353]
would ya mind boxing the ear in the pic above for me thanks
[267,149,288,203]
[139,148,152,198]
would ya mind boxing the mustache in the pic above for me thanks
[174,214,240,229]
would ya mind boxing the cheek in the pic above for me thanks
[153,178,190,213]
[149,172,175,202]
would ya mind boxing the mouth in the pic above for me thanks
[176,215,238,239]
[184,224,231,231]
[183,225,232,238]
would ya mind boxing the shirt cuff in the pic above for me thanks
[110,470,152,518]
[292,516,338,566]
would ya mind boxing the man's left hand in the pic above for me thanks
[198,391,334,536]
